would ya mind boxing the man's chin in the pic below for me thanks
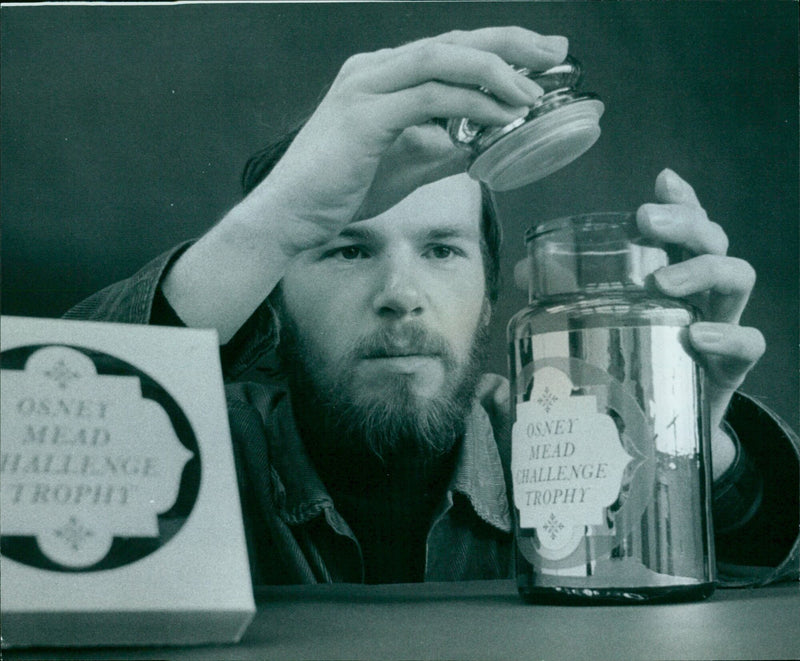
[350,384,438,417]
[341,386,467,460]
[353,357,447,400]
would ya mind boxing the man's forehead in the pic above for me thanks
[348,174,483,239]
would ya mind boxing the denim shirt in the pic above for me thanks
[226,381,513,584]
[65,241,800,587]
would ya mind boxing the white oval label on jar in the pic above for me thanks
[512,366,633,556]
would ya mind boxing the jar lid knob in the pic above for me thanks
[523,55,583,93]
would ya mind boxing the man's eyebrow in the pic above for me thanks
[422,225,479,242]
[336,225,380,242]
[334,224,478,243]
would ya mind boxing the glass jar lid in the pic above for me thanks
[446,56,604,191]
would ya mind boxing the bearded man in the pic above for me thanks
[68,27,799,586]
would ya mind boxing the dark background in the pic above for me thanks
[2,2,797,426]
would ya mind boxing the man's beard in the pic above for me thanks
[275,302,489,464]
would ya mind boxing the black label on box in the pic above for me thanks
[1,345,201,572]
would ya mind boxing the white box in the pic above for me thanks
[1,316,255,647]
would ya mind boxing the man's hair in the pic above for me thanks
[240,124,502,303]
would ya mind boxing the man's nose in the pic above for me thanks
[372,253,425,319]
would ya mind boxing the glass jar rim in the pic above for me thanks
[525,211,637,244]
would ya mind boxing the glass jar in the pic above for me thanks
[444,56,604,191]
[507,212,715,603]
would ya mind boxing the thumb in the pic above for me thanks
[355,124,469,220]
[476,373,511,441]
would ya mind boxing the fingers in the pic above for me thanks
[694,322,765,475]
[653,254,755,323]
[331,27,567,129]
[638,168,754,323]
[654,167,702,207]
[419,27,569,74]
[476,373,511,439]
[638,203,728,256]
[364,41,545,105]
[476,373,511,415]
[387,81,532,129]
[637,170,728,256]
[689,322,766,391]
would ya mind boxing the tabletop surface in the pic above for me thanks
[4,579,799,661]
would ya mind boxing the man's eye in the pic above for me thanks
[336,246,368,260]
[427,245,458,259]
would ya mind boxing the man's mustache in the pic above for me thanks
[355,324,452,360]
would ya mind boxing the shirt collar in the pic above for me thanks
[268,390,511,534]
[448,403,512,533]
